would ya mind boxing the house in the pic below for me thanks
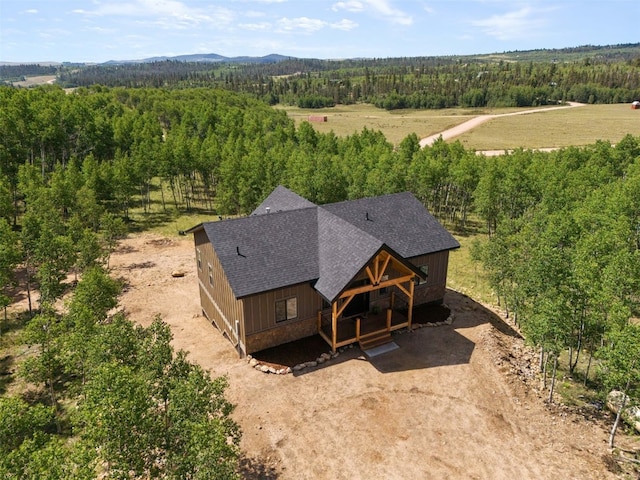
[187,186,460,357]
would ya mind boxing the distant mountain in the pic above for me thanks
[103,53,293,65]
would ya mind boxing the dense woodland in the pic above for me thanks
[3,43,640,109]
[57,56,640,109]
[1,65,640,476]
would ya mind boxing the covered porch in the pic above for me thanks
[317,299,409,350]
[316,249,420,352]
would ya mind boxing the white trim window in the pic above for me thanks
[208,263,214,287]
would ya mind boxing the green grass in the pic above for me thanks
[123,179,221,237]
[456,103,640,150]
[446,229,494,305]
[277,103,548,147]
[128,208,216,237]
[0,311,31,396]
[278,103,640,150]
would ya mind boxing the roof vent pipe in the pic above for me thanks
[366,212,371,221]
[266,207,271,214]
[236,246,246,257]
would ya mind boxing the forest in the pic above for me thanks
[0,76,640,476]
[3,43,640,109]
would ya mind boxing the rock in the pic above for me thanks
[249,358,258,367]
[305,361,317,368]
[260,365,270,373]
[285,367,292,374]
[171,270,186,278]
[317,357,325,364]
[321,353,331,361]
[607,390,640,433]
[293,364,304,371]
[268,366,277,374]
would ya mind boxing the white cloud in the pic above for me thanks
[331,19,358,31]
[365,0,412,25]
[471,5,555,40]
[24,9,38,14]
[276,17,327,33]
[333,0,412,25]
[85,26,117,34]
[239,22,271,31]
[72,0,234,28]
[332,1,364,13]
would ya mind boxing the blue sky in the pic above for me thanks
[1,0,639,63]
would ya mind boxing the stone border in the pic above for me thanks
[246,306,455,375]
[246,350,342,375]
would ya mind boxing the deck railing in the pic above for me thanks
[317,308,408,351]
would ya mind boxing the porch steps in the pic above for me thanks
[359,331,393,351]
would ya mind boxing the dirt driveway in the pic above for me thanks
[111,233,623,479]
[419,102,585,148]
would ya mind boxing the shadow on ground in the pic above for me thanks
[252,289,518,376]
[238,455,278,480]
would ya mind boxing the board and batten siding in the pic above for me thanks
[410,250,450,305]
[193,229,246,352]
[242,283,324,353]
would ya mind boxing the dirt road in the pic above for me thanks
[419,102,585,149]
[109,233,625,479]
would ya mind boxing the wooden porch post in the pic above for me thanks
[331,301,338,353]
[317,310,322,333]
[407,278,415,330]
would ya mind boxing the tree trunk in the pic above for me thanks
[584,349,593,386]
[543,351,550,389]
[159,179,167,212]
[548,354,558,404]
[609,381,631,449]
[570,318,585,374]
[170,178,179,210]
[25,261,33,317]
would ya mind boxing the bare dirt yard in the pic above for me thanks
[109,232,635,479]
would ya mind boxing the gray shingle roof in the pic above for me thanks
[315,208,383,302]
[203,207,318,298]
[197,186,459,301]
[321,191,460,258]
[252,185,315,215]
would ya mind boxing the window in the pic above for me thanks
[196,249,202,271]
[418,265,429,285]
[276,297,297,322]
[208,263,214,287]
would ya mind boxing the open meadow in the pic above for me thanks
[280,102,640,150]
